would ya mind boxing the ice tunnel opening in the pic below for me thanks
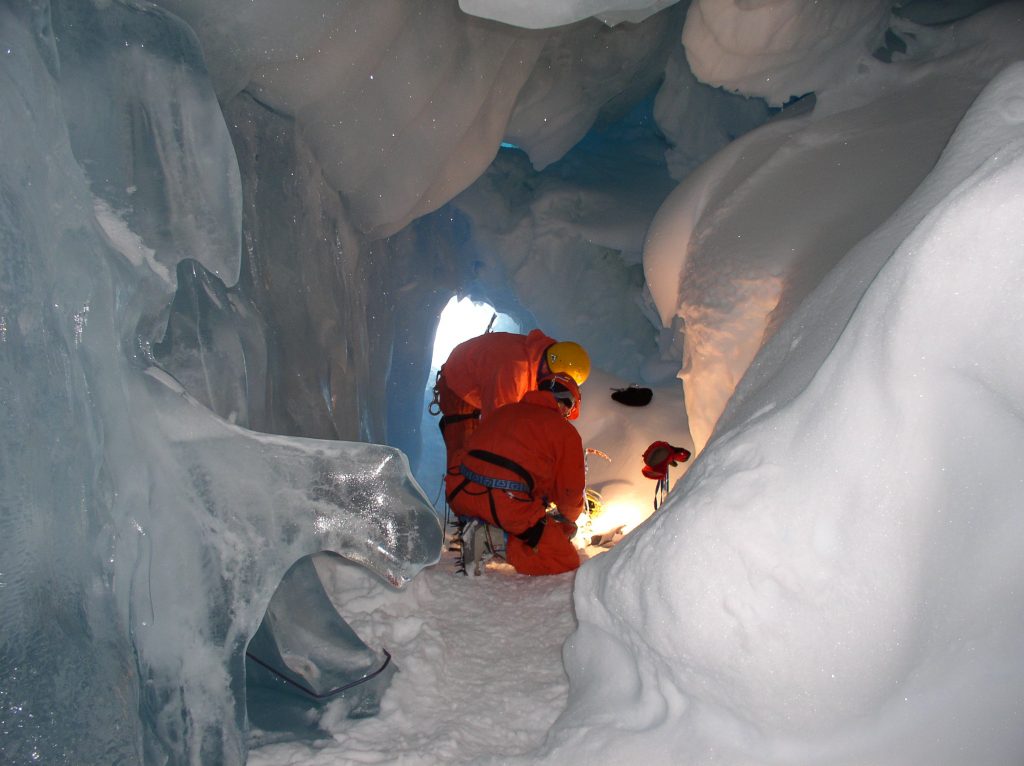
[415,296,519,502]
[243,552,397,747]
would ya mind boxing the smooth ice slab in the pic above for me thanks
[245,554,398,744]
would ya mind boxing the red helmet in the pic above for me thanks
[538,373,581,420]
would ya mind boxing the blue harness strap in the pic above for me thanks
[447,450,539,541]
[459,464,530,494]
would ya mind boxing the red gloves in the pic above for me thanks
[641,441,691,481]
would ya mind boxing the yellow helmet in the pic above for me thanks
[544,341,590,385]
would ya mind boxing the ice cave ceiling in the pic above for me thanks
[121,0,773,465]
[153,0,685,239]
[137,0,1003,457]
[4,1,1020,763]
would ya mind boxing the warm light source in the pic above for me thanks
[592,500,648,536]
[574,497,651,553]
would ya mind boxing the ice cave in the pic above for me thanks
[3,0,1024,764]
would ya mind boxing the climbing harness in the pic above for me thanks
[446,449,547,550]
[428,369,482,434]
[458,463,530,494]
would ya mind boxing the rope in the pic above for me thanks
[246,648,392,700]
[431,472,447,527]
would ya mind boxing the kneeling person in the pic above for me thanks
[446,374,585,576]
[433,330,590,474]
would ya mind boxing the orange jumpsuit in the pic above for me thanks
[445,390,585,576]
[435,329,555,469]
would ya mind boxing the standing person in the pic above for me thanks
[431,328,590,472]
[445,374,586,576]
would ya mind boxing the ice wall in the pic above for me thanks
[156,79,452,459]
[222,93,390,443]
[153,258,270,430]
[53,0,242,289]
[546,56,1024,766]
[682,0,892,107]
[0,4,441,766]
[645,4,1024,449]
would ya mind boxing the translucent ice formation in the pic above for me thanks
[245,555,398,744]
[0,6,441,766]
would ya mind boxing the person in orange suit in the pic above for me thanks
[445,374,585,576]
[432,329,590,473]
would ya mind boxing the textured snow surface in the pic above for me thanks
[248,553,578,765]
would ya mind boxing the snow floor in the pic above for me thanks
[247,542,592,765]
